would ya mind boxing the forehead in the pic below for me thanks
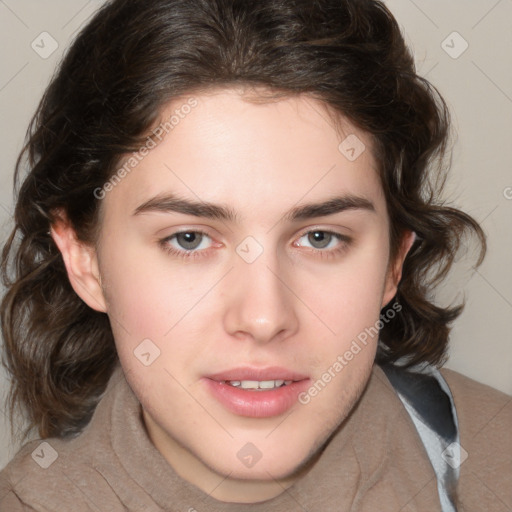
[101,88,385,221]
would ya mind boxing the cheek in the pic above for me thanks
[98,243,216,362]
[102,257,164,331]
[303,242,390,341]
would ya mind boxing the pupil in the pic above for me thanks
[309,231,330,249]
[177,232,201,250]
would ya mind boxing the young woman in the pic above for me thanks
[1,1,510,511]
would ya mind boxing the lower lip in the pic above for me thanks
[203,378,311,418]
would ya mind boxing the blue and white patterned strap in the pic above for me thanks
[380,361,460,512]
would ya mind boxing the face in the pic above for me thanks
[54,88,410,502]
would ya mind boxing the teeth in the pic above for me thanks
[259,379,284,389]
[226,379,292,390]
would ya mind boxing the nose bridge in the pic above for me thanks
[222,237,298,343]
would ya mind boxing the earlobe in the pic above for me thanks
[50,215,107,313]
[381,230,416,308]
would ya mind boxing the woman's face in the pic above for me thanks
[67,88,410,501]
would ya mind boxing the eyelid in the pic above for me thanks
[158,228,218,257]
[294,225,352,243]
[155,223,217,238]
[296,224,350,237]
[159,226,352,259]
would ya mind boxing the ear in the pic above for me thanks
[381,230,416,308]
[50,213,107,313]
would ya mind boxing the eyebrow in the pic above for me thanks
[132,193,375,222]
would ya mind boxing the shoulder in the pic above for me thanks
[0,430,131,512]
[1,438,62,511]
[0,367,129,511]
[440,368,512,511]
[440,368,511,444]
[0,483,35,511]
[0,435,94,511]
[441,368,511,420]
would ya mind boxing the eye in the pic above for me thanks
[293,229,352,259]
[160,230,214,258]
[299,231,337,249]
[172,231,210,251]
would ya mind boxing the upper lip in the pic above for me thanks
[206,366,309,382]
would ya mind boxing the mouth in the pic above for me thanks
[203,366,310,417]
[221,379,293,391]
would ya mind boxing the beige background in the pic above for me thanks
[0,0,511,469]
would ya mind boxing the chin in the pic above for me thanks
[205,432,329,483]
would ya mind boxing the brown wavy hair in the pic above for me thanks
[1,0,485,440]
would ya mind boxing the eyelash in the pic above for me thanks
[159,229,352,261]
[159,230,213,261]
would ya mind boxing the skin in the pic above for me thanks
[51,87,414,503]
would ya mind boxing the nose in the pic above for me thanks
[222,247,299,345]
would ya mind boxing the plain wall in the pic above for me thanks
[1,0,511,470]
